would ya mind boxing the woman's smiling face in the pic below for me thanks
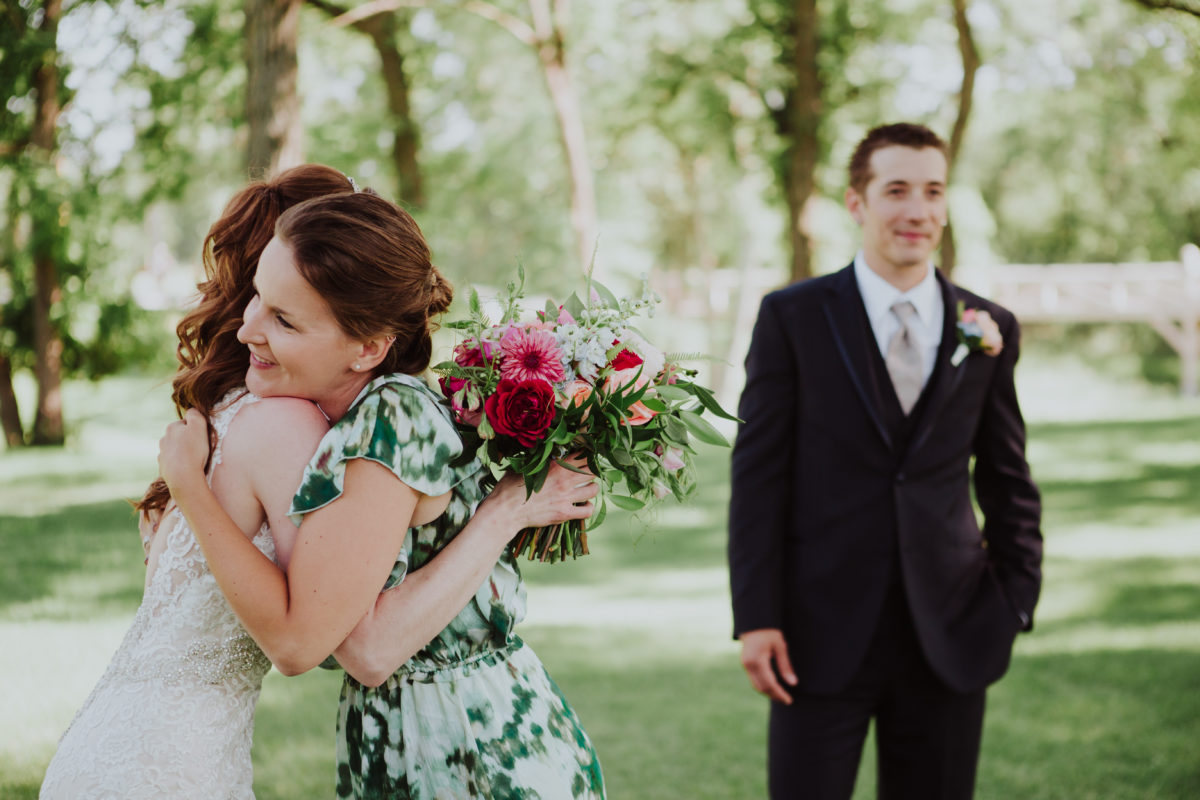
[237,236,369,418]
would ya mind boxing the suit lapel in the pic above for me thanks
[822,265,894,451]
[905,271,968,459]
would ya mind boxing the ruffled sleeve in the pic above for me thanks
[288,375,467,526]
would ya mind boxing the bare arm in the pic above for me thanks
[160,407,596,679]
[331,465,598,687]
[161,409,412,676]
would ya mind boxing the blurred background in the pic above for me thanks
[2,0,1199,797]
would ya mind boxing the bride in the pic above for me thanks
[38,166,596,799]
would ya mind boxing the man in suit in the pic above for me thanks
[728,122,1042,799]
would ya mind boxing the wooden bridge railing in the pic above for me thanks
[989,244,1200,395]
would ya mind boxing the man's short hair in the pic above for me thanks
[848,123,948,194]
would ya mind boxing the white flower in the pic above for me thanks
[555,324,613,383]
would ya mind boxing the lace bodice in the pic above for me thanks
[41,391,276,800]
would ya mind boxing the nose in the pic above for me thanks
[906,191,943,223]
[237,295,265,344]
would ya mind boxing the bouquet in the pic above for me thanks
[433,267,738,563]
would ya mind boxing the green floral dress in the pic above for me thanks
[289,374,605,800]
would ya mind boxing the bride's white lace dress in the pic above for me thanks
[41,392,274,800]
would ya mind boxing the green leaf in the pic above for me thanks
[609,448,635,466]
[590,498,608,530]
[663,414,689,442]
[590,279,621,309]
[607,494,645,511]
[564,291,585,319]
[641,397,669,413]
[679,409,730,447]
[654,384,693,403]
[684,382,742,422]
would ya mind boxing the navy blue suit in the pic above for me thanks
[728,265,1042,797]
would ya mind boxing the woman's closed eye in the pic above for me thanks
[276,313,296,331]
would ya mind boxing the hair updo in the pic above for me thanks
[275,192,453,376]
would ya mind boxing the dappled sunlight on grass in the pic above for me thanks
[985,650,1200,799]
[0,500,146,621]
[5,373,1200,798]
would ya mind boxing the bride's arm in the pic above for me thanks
[330,468,597,687]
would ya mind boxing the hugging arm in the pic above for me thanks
[972,314,1043,630]
[160,406,596,679]
[331,467,597,687]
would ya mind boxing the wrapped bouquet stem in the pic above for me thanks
[435,266,737,563]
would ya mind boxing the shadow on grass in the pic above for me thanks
[1030,417,1200,527]
[983,648,1200,800]
[0,500,145,621]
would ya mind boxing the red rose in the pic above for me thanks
[610,347,643,371]
[439,375,466,399]
[484,378,556,447]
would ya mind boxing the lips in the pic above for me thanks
[248,351,276,369]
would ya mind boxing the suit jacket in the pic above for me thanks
[728,264,1043,695]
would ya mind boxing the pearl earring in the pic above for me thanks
[353,364,361,371]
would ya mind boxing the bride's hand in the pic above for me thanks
[158,409,212,495]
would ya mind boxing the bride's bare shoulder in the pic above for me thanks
[222,395,329,465]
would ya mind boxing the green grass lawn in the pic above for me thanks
[2,368,1200,799]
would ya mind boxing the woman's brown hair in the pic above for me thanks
[137,165,354,514]
[275,191,453,377]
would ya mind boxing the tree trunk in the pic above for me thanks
[30,0,65,446]
[368,13,425,208]
[783,0,820,283]
[318,0,597,271]
[941,0,980,277]
[528,0,596,274]
[245,0,303,175]
[0,354,23,448]
[307,0,425,207]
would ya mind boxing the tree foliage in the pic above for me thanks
[2,0,1199,445]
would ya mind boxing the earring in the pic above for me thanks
[353,364,361,371]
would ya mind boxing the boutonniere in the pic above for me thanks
[951,301,1004,367]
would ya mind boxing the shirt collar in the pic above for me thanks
[853,252,941,328]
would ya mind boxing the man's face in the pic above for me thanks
[845,145,948,276]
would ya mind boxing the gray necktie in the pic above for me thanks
[886,301,923,414]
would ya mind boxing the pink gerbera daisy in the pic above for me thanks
[500,326,566,384]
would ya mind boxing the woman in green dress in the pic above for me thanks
[158,190,605,798]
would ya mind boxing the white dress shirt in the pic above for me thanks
[853,253,944,387]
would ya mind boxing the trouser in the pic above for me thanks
[767,584,987,800]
